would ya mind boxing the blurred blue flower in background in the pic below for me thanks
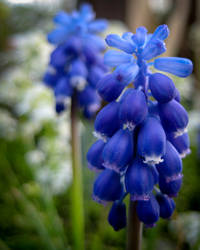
[87,24,193,230]
[43,3,108,118]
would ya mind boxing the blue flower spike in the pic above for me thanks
[88,24,193,228]
[43,4,108,117]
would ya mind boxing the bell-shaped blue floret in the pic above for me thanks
[87,140,105,171]
[64,36,82,55]
[83,105,100,119]
[158,100,188,137]
[88,65,105,88]
[78,86,100,107]
[104,50,133,67]
[141,39,166,60]
[43,69,60,88]
[113,63,139,84]
[132,26,147,47]
[149,73,176,103]
[53,77,72,114]
[94,101,120,141]
[105,34,136,54]
[174,87,181,102]
[137,117,166,164]
[108,201,127,231]
[69,59,88,77]
[167,132,190,158]
[102,129,133,173]
[69,59,88,89]
[93,169,124,205]
[54,77,73,98]
[150,24,169,41]
[125,158,155,201]
[50,46,68,69]
[78,86,100,117]
[156,141,182,179]
[159,175,182,197]
[55,100,66,114]
[82,44,99,65]
[136,193,160,227]
[118,89,135,108]
[119,89,148,130]
[156,193,175,219]
[97,73,125,102]
[154,57,193,77]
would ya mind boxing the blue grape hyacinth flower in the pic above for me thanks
[87,24,193,230]
[43,4,108,118]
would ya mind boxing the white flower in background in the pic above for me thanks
[0,109,17,140]
[0,30,72,194]
[175,75,194,100]
[148,0,172,14]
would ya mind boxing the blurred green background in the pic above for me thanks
[0,0,200,249]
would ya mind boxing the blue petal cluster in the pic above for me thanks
[87,24,193,229]
[43,4,108,117]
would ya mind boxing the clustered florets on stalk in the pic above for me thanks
[43,4,107,118]
[87,25,193,230]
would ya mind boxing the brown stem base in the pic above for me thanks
[126,200,143,250]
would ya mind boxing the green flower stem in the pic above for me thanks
[70,94,85,250]
[126,199,143,250]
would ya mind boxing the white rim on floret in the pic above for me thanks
[143,155,164,165]
[70,76,87,91]
[130,193,150,201]
[92,194,107,206]
[47,65,56,75]
[87,163,103,172]
[180,148,191,158]
[123,122,135,131]
[93,131,107,142]
[165,173,183,183]
[56,96,71,106]
[102,161,121,173]
[88,103,100,113]
[174,127,188,138]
